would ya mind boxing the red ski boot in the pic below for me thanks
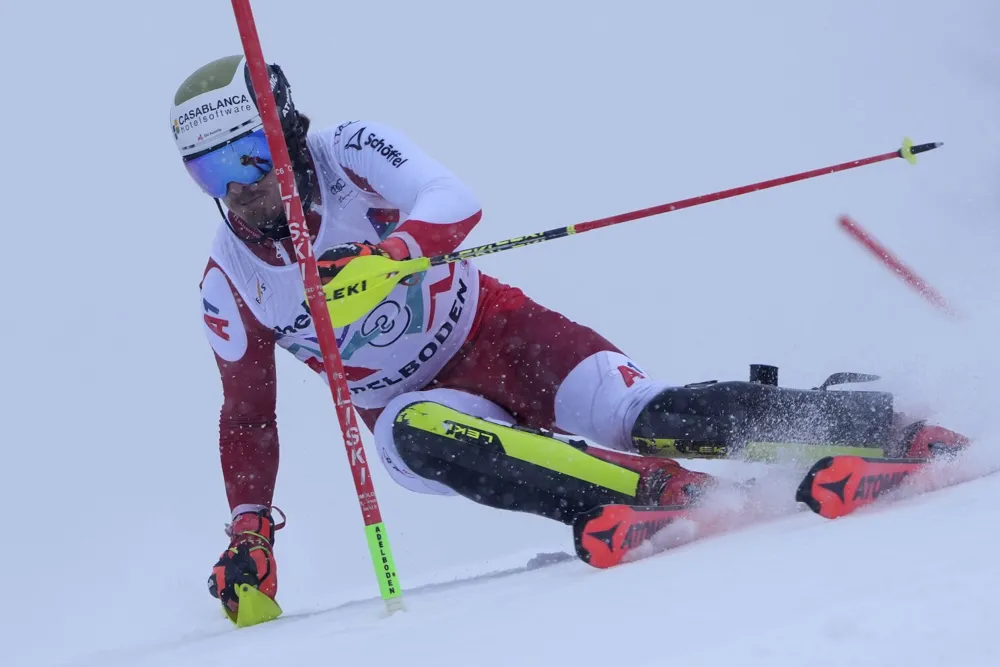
[208,507,285,627]
[574,448,742,568]
[585,447,715,506]
[893,419,970,459]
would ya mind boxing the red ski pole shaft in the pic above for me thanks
[231,0,403,612]
[431,139,942,266]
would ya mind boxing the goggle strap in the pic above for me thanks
[216,198,271,246]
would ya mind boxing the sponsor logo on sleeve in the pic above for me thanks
[201,267,248,362]
[203,299,229,340]
[345,126,365,151]
[334,120,360,145]
[344,126,408,168]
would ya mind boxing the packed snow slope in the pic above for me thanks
[54,463,1000,667]
[2,1,999,665]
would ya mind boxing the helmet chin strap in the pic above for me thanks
[214,107,315,247]
[214,198,291,245]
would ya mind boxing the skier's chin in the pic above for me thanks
[223,173,283,230]
[233,202,283,230]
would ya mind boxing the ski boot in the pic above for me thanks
[585,447,715,506]
[208,507,285,627]
[629,367,897,461]
[891,418,970,459]
[572,449,745,568]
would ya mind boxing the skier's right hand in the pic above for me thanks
[317,242,389,285]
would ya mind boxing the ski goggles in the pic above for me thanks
[184,128,273,198]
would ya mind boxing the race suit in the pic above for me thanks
[199,120,669,513]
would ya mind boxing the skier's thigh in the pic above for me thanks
[374,388,516,495]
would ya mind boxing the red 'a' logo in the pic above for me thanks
[618,363,646,388]
[202,298,230,341]
[204,314,230,341]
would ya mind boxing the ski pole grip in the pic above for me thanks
[909,141,943,156]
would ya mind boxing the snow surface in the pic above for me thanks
[3,1,1000,665]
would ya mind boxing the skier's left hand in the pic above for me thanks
[317,239,409,284]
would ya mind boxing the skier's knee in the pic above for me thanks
[372,394,461,496]
[390,400,501,477]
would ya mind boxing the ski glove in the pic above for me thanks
[208,508,285,615]
[317,239,409,285]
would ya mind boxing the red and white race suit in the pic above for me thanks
[200,120,670,513]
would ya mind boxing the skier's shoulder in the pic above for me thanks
[311,118,416,166]
[199,223,276,362]
[199,249,248,363]
[199,223,255,324]
[202,221,248,280]
[325,118,411,145]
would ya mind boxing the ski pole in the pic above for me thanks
[324,139,942,327]
[435,138,942,265]
[838,214,957,318]
[232,0,404,616]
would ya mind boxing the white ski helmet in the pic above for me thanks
[170,55,313,234]
[170,55,262,159]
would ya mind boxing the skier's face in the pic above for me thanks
[222,170,283,229]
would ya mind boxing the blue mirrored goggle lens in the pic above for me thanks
[184,129,273,198]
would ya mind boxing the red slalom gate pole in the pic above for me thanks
[231,0,404,613]
[838,215,956,318]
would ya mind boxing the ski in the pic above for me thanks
[578,451,989,568]
[572,498,766,568]
[795,455,930,519]
[573,504,698,568]
[573,473,801,568]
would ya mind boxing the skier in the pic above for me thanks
[171,56,968,618]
